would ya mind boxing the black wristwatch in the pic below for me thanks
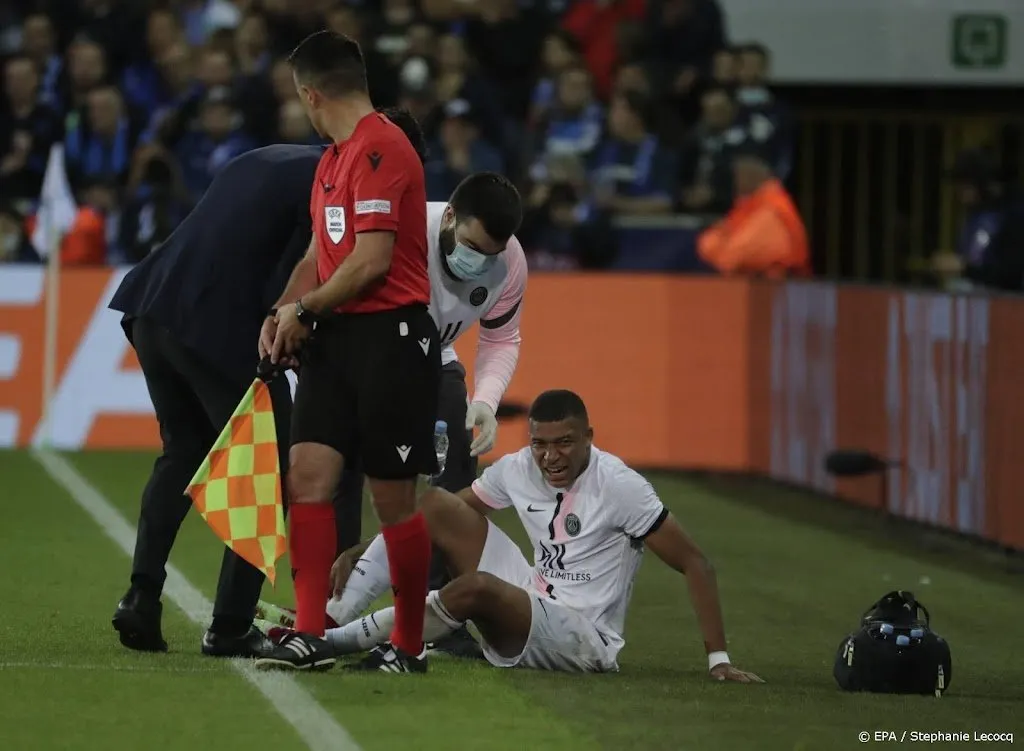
[295,298,316,326]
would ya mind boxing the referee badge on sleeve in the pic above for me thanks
[325,206,345,244]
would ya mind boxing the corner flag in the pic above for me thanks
[31,143,77,257]
[186,367,286,584]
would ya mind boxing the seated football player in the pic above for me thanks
[270,389,764,679]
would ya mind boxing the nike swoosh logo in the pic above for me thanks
[526,505,544,512]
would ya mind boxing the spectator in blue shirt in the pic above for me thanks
[529,30,581,126]
[65,85,139,188]
[139,42,203,147]
[121,8,183,121]
[530,64,604,181]
[20,14,63,110]
[175,86,255,200]
[63,37,109,119]
[425,99,504,201]
[590,90,676,215]
[148,45,235,152]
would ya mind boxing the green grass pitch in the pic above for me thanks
[1,449,1021,750]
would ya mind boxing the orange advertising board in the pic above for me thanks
[2,268,1021,551]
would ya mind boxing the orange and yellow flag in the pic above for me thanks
[185,378,287,585]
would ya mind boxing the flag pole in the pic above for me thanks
[39,224,61,449]
[33,143,76,450]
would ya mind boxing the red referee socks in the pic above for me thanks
[289,502,337,636]
[382,511,431,656]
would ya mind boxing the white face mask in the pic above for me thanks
[440,209,499,281]
[447,242,497,281]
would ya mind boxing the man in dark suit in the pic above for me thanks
[108,143,321,657]
[109,108,427,658]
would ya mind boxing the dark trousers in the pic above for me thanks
[335,361,477,589]
[129,317,293,629]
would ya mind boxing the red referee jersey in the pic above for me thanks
[310,113,429,313]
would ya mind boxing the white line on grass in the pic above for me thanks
[32,448,361,751]
[0,661,222,674]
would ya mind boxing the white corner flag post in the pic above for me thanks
[31,143,77,449]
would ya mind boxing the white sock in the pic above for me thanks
[424,590,463,643]
[324,591,464,654]
[325,608,395,654]
[325,534,391,626]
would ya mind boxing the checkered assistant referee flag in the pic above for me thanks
[185,359,286,585]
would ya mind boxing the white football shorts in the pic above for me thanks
[475,520,619,673]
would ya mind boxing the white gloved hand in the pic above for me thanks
[465,401,498,457]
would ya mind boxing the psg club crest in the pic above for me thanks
[470,287,488,306]
[564,513,581,537]
[325,206,345,244]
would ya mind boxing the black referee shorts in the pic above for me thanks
[291,304,441,480]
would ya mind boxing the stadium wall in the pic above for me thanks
[1,266,1021,551]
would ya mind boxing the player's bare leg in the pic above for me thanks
[419,487,489,574]
[284,442,344,636]
[435,574,533,659]
[327,486,489,626]
[332,574,532,661]
[417,489,532,656]
[330,489,531,658]
[366,477,432,664]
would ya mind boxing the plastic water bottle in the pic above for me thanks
[879,623,894,636]
[895,635,910,646]
[433,420,449,478]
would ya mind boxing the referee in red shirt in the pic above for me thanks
[255,31,440,674]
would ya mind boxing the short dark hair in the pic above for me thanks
[378,106,427,164]
[529,390,589,425]
[287,30,367,97]
[448,172,522,242]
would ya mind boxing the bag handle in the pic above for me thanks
[862,590,931,625]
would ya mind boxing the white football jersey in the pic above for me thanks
[425,202,521,365]
[471,446,667,652]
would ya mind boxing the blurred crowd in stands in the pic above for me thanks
[1,0,800,273]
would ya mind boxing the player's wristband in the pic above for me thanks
[708,651,730,671]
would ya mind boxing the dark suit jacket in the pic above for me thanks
[109,144,324,385]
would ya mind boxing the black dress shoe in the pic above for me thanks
[112,589,167,652]
[202,625,271,658]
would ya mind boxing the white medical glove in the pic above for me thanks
[465,401,498,457]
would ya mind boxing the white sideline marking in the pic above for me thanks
[32,448,360,751]
[0,661,221,674]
